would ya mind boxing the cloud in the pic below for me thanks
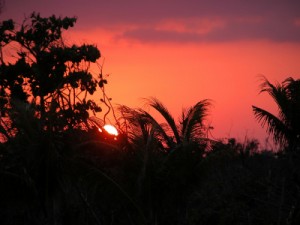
[2,0,300,43]
[76,0,300,43]
[119,16,300,43]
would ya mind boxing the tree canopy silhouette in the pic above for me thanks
[0,12,102,136]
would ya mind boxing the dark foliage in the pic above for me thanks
[0,12,102,135]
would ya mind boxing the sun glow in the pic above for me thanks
[103,124,119,136]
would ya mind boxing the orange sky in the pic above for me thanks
[1,0,300,146]
[81,35,300,146]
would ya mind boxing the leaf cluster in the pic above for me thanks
[0,12,103,133]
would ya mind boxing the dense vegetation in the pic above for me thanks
[0,13,300,225]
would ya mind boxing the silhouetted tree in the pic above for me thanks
[118,97,211,224]
[252,76,300,151]
[252,76,300,225]
[0,12,102,135]
[119,97,211,150]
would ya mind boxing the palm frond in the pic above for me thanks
[283,77,300,128]
[182,99,211,143]
[117,105,146,145]
[259,76,290,124]
[252,105,287,147]
[144,97,181,144]
[140,110,175,148]
[118,105,173,148]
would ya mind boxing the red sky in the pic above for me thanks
[1,0,300,146]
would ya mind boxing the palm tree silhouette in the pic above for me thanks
[252,76,300,151]
[119,97,211,151]
[118,97,211,224]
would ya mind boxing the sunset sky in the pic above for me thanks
[1,0,300,146]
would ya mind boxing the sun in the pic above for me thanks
[103,124,119,136]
